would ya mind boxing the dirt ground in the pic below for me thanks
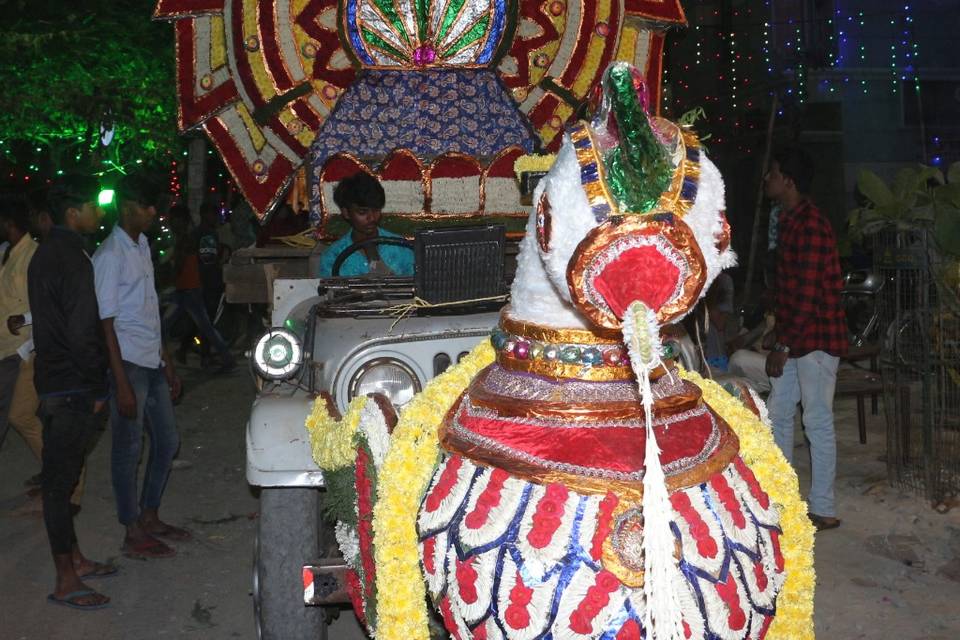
[1,358,958,639]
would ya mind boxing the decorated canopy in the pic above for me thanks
[154,0,687,219]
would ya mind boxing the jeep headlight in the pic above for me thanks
[253,328,303,380]
[348,358,421,407]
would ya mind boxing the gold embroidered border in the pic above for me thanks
[495,353,641,381]
[570,124,618,216]
[500,308,623,345]
[653,121,701,218]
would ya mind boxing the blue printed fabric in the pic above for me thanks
[309,69,537,224]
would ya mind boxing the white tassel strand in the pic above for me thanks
[622,301,685,640]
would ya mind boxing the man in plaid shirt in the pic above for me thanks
[764,147,847,531]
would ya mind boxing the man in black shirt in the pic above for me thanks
[28,176,114,610]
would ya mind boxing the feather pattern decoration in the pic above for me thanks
[417,450,787,639]
[345,0,508,68]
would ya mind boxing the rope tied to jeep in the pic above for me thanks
[379,295,510,331]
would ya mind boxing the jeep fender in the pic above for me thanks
[246,392,325,488]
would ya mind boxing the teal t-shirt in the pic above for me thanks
[318,228,414,277]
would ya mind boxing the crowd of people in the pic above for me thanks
[0,175,240,610]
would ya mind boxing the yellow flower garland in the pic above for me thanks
[305,394,369,471]
[678,368,816,640]
[514,154,557,177]
[372,341,495,640]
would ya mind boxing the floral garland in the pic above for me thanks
[371,341,495,640]
[306,394,369,471]
[513,154,557,176]
[678,368,816,640]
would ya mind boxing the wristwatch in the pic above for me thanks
[772,342,790,354]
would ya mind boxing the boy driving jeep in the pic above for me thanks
[317,172,414,278]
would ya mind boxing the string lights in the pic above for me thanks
[658,2,952,163]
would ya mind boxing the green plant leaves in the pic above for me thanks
[850,163,960,256]
[934,204,960,256]
[857,170,894,208]
[948,162,960,187]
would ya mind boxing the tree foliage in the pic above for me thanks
[0,0,180,176]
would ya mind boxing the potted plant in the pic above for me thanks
[849,162,960,261]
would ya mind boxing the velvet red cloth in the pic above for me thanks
[456,404,714,474]
[591,245,680,317]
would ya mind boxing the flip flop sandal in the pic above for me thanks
[122,538,177,560]
[149,524,193,542]
[47,589,110,611]
[808,514,841,531]
[77,562,119,579]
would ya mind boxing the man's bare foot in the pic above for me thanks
[122,535,176,559]
[73,558,118,579]
[122,522,177,559]
[139,510,192,541]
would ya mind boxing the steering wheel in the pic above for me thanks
[330,236,414,277]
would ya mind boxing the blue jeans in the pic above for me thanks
[164,288,233,362]
[110,362,180,525]
[767,350,839,517]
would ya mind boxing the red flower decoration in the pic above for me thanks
[569,569,621,634]
[735,456,770,510]
[465,470,508,530]
[455,558,479,604]
[616,619,642,640]
[714,573,746,631]
[505,572,533,629]
[425,456,464,513]
[526,486,567,548]
[569,610,591,634]
[591,492,619,560]
[422,537,436,574]
[753,561,769,591]
[671,491,718,558]
[710,474,746,529]
[596,569,620,591]
[538,499,562,516]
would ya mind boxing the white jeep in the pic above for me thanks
[245,226,511,639]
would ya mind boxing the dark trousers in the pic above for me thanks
[164,288,233,362]
[0,354,22,450]
[39,395,98,555]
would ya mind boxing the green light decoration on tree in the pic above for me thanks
[0,0,180,181]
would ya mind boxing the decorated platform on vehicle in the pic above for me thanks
[155,0,688,222]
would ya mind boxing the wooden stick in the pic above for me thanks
[743,94,778,302]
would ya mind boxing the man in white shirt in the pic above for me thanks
[93,177,189,559]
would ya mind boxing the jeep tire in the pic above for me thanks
[254,488,327,640]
